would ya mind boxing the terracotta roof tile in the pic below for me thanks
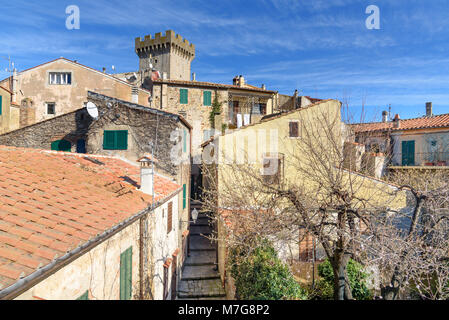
[0,145,181,293]
[353,113,449,133]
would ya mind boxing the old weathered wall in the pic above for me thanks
[0,109,91,152]
[15,219,141,300]
[0,59,151,131]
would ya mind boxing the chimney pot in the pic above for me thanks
[137,154,158,195]
[192,72,196,81]
[382,111,388,123]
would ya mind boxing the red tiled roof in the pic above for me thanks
[352,114,449,133]
[153,78,277,93]
[0,146,180,291]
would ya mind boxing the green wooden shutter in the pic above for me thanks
[203,91,211,106]
[103,131,116,150]
[77,290,89,300]
[183,184,186,209]
[120,247,132,300]
[0,96,2,115]
[183,129,187,153]
[116,130,128,150]
[402,141,415,166]
[180,89,188,104]
[51,140,71,152]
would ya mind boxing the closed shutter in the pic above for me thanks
[103,130,128,150]
[116,130,128,150]
[289,121,299,138]
[183,129,187,152]
[203,91,211,106]
[180,89,188,104]
[183,184,186,209]
[402,141,415,166]
[120,247,132,300]
[167,202,173,234]
[51,140,71,152]
[103,131,115,150]
[0,96,2,115]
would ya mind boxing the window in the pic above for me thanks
[262,153,284,185]
[183,129,187,153]
[77,291,89,300]
[103,130,128,150]
[289,121,299,138]
[49,72,72,85]
[167,201,173,234]
[402,140,415,166]
[51,140,71,152]
[203,91,212,106]
[183,184,186,209]
[0,95,2,115]
[180,89,188,104]
[46,103,56,115]
[120,247,132,300]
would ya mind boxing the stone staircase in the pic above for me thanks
[177,208,226,300]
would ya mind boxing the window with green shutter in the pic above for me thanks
[0,96,2,115]
[120,247,132,300]
[180,89,188,104]
[203,91,211,106]
[183,184,186,209]
[402,140,415,166]
[183,129,187,153]
[77,290,89,300]
[51,140,71,152]
[103,130,128,150]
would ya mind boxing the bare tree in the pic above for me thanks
[201,103,415,300]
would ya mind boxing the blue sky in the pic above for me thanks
[1,0,449,123]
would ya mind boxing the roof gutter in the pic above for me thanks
[0,187,182,300]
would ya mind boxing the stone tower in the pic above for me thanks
[135,30,195,81]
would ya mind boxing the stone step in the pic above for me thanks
[190,225,212,235]
[189,236,215,250]
[178,279,226,299]
[184,250,216,266]
[182,265,220,280]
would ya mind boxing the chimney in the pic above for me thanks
[261,84,266,90]
[102,67,106,73]
[162,72,167,80]
[192,72,196,81]
[426,102,433,117]
[137,154,158,195]
[382,110,388,123]
[239,75,245,87]
[393,114,401,128]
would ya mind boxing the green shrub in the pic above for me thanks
[229,241,307,300]
[309,259,373,300]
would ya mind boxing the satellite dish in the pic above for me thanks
[86,102,99,119]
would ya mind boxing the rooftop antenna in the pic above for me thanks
[388,104,392,121]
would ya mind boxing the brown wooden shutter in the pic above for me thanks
[167,202,173,234]
[289,121,299,137]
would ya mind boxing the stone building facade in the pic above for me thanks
[0,85,19,134]
[0,58,152,133]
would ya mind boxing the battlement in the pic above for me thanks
[135,30,195,57]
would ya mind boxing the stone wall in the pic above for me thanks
[0,109,91,151]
